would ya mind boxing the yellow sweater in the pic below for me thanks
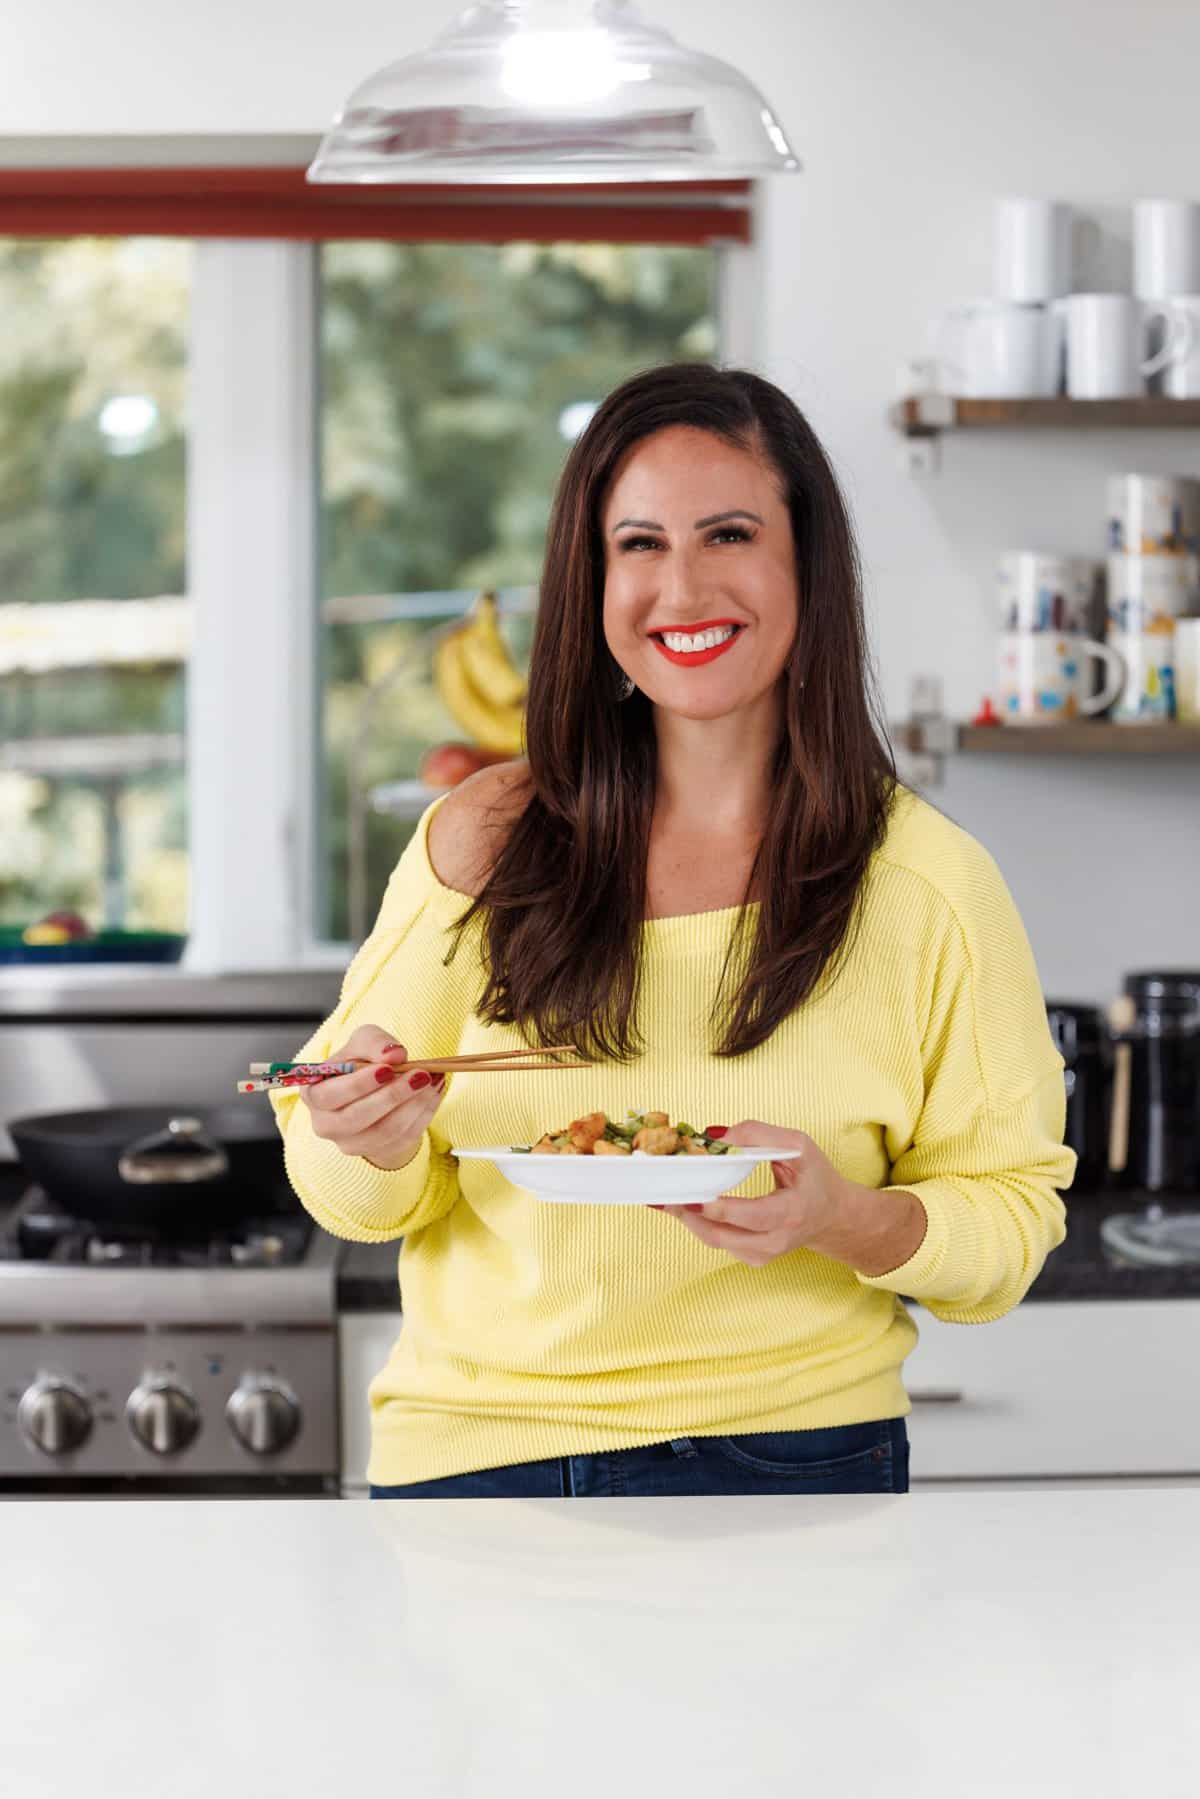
[270,784,1073,1487]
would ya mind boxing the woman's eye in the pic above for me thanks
[617,527,753,551]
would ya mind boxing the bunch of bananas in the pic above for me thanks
[432,590,528,755]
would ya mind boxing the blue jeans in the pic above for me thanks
[369,1417,909,1498]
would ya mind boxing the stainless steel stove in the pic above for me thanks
[0,1174,342,1495]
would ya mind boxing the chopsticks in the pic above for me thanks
[237,1043,593,1093]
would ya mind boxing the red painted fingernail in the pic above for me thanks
[374,1066,395,1084]
[648,1203,664,1210]
[705,1125,729,1138]
[684,1203,704,1212]
[383,1044,407,1058]
[431,1072,446,1087]
[409,1071,431,1090]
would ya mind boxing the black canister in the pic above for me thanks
[1045,1002,1109,1190]
[1111,972,1200,1194]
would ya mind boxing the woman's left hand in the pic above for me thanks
[656,1120,849,1267]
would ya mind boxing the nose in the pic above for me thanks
[654,544,701,618]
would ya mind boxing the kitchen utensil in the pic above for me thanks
[238,1044,594,1091]
[1046,1002,1109,1190]
[1051,294,1192,398]
[997,554,1098,634]
[993,197,1072,303]
[1105,553,1199,631]
[8,1104,291,1234]
[452,1145,805,1206]
[1133,200,1200,301]
[1174,618,1200,721]
[1107,473,1200,554]
[996,631,1125,722]
[1109,973,1200,1192]
[1107,625,1175,722]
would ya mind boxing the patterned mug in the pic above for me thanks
[997,632,1126,723]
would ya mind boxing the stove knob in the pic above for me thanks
[126,1379,201,1457]
[18,1379,93,1456]
[225,1378,301,1457]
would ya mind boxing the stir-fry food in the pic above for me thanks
[513,1111,732,1157]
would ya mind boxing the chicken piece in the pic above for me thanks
[568,1111,607,1153]
[593,1138,631,1156]
[681,1136,710,1155]
[633,1125,680,1156]
[557,1141,581,1155]
[643,1111,670,1128]
[532,1134,559,1154]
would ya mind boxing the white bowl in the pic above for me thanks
[451,1145,804,1206]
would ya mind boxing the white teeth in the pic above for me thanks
[660,625,737,653]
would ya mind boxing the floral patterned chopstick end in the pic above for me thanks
[237,1060,359,1094]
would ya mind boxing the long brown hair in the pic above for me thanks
[443,362,897,1062]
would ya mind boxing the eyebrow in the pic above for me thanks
[609,508,765,534]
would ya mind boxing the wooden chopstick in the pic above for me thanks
[393,1043,585,1070]
[240,1045,593,1096]
[394,1046,593,1074]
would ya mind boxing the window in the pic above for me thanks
[0,165,754,969]
[0,236,189,947]
[318,239,718,942]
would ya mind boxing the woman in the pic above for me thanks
[270,362,1074,1499]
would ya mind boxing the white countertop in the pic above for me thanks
[3,1492,1198,1798]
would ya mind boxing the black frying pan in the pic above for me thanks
[9,1104,289,1235]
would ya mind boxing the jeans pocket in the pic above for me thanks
[709,1420,895,1482]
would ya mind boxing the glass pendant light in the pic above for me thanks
[306,0,800,185]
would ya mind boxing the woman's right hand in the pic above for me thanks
[298,1025,446,1172]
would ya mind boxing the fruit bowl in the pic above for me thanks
[0,929,187,966]
[452,1146,804,1206]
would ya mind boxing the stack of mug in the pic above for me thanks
[929,196,1200,399]
[996,554,1122,723]
[995,477,1200,725]
[1107,474,1200,722]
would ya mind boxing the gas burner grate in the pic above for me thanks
[4,1186,312,1268]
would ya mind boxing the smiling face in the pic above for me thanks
[600,424,799,720]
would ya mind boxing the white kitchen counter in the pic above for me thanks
[3,1492,1197,1798]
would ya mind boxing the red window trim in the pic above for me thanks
[0,168,752,246]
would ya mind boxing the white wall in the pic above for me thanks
[3,0,1198,1003]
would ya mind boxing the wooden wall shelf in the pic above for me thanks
[891,395,1200,439]
[896,721,1200,756]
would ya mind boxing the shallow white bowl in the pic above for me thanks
[451,1145,804,1205]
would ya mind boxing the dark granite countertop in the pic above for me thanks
[334,1191,1200,1311]
[4,1169,1200,1311]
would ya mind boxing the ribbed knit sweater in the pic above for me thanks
[269,784,1073,1487]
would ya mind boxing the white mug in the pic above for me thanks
[1134,200,1200,301]
[937,300,1062,397]
[997,632,1125,724]
[997,553,1097,634]
[1106,553,1200,632]
[1052,294,1192,398]
[994,197,1073,303]
[1108,472,1200,553]
[1108,626,1176,722]
[1160,296,1200,398]
[1174,617,1200,722]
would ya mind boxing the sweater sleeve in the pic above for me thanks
[857,841,1075,1322]
[267,810,468,1244]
